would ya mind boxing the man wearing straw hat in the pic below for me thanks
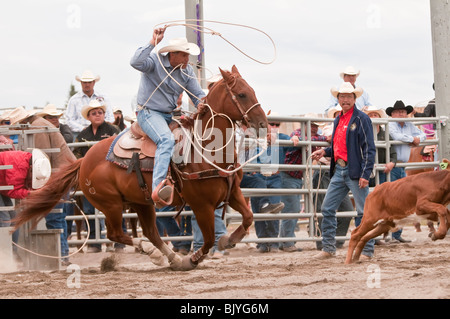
[312,82,376,260]
[66,70,114,141]
[37,104,73,144]
[325,66,372,113]
[130,27,206,206]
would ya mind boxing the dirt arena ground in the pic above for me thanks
[1,224,449,301]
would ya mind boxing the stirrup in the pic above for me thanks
[151,180,174,208]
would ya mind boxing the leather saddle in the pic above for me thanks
[110,121,190,169]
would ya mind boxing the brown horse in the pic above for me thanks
[13,65,268,271]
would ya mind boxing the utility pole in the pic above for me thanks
[430,0,450,161]
[185,0,206,90]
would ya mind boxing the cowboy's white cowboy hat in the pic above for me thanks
[158,38,200,56]
[339,66,360,79]
[75,70,101,83]
[8,106,37,125]
[36,104,63,118]
[32,148,51,189]
[81,100,107,120]
[363,105,387,118]
[330,82,363,99]
[327,105,343,118]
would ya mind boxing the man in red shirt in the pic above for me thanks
[312,82,376,260]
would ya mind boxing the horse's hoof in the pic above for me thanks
[217,235,235,251]
[180,255,198,271]
[149,250,168,266]
[168,254,184,270]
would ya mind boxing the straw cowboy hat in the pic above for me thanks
[327,105,342,118]
[0,109,12,122]
[158,38,200,56]
[124,114,137,123]
[385,100,414,117]
[81,100,107,120]
[339,66,360,79]
[363,105,387,118]
[75,70,101,83]
[8,106,37,125]
[330,82,363,99]
[36,104,63,118]
[32,148,52,189]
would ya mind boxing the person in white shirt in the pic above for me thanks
[325,66,372,113]
[65,70,114,140]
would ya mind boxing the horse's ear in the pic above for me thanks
[231,65,241,77]
[219,67,231,83]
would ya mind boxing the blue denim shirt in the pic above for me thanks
[130,43,206,112]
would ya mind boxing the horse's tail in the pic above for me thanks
[13,158,83,231]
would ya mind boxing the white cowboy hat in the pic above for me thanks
[75,70,101,83]
[330,82,363,99]
[158,38,200,56]
[32,148,51,189]
[8,106,37,125]
[81,100,107,120]
[36,104,63,118]
[113,107,123,113]
[124,114,137,123]
[363,106,387,118]
[327,105,343,118]
[339,66,360,79]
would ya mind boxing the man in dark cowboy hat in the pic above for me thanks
[387,100,426,243]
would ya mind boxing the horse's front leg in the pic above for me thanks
[183,205,216,269]
[129,204,187,270]
[217,189,253,251]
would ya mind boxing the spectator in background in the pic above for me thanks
[0,149,51,263]
[9,106,76,265]
[37,104,73,144]
[112,107,127,132]
[386,100,426,243]
[325,66,372,113]
[73,100,120,253]
[66,70,114,141]
[236,124,285,253]
[279,119,327,252]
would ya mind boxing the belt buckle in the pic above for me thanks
[337,159,347,167]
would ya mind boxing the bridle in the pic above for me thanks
[221,75,261,127]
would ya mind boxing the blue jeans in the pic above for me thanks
[191,208,227,252]
[156,206,192,251]
[389,167,406,240]
[45,202,69,258]
[313,170,353,250]
[321,165,374,256]
[82,197,105,250]
[247,173,281,250]
[137,108,175,190]
[279,172,303,248]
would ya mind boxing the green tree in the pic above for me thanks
[65,84,78,107]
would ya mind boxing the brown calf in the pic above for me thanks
[345,159,450,264]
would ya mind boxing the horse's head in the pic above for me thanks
[207,65,268,137]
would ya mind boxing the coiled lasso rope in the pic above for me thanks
[143,19,276,173]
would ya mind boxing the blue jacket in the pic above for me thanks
[324,107,376,180]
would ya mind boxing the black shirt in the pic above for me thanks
[73,121,119,158]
